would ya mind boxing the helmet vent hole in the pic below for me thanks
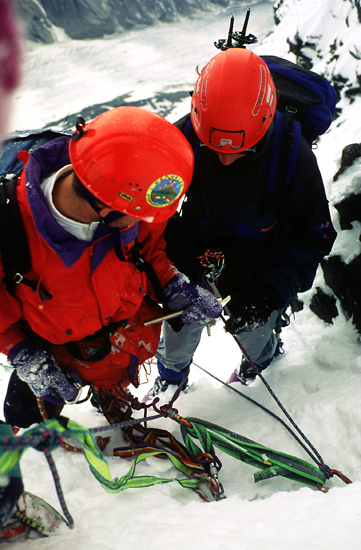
[262,115,267,123]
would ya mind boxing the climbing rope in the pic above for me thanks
[27,338,351,533]
[197,249,352,487]
[192,360,352,486]
[0,424,74,529]
[37,397,82,454]
[226,336,352,485]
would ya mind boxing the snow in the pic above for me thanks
[1,0,361,548]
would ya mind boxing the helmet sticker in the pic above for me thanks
[146,175,184,208]
[252,65,267,116]
[266,83,272,103]
[118,191,135,202]
[199,59,216,110]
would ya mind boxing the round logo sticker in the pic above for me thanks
[146,175,184,208]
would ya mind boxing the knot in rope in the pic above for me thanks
[319,463,333,479]
[319,465,353,484]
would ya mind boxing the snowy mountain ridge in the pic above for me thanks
[260,0,361,104]
[17,0,233,42]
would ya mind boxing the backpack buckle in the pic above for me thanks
[13,272,23,284]
[285,105,298,115]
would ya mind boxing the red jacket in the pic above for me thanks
[0,138,178,390]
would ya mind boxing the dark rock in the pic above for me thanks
[39,0,117,40]
[318,253,361,333]
[321,255,349,311]
[43,90,191,130]
[333,142,361,180]
[334,193,361,229]
[16,1,55,43]
[287,34,313,70]
[344,254,361,333]
[310,287,338,324]
[345,86,361,103]
[331,74,348,104]
[355,0,361,24]
[290,297,304,313]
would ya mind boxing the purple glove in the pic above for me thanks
[8,340,79,405]
[163,274,222,324]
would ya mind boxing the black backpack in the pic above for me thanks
[0,129,72,298]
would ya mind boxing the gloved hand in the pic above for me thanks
[225,281,281,334]
[163,274,223,325]
[7,339,79,405]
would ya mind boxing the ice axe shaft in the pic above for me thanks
[143,295,231,326]
[205,277,232,316]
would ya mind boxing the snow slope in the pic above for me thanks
[1,1,361,548]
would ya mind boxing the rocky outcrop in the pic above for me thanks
[16,0,230,42]
[273,0,361,114]
[16,0,55,44]
[44,90,192,130]
[310,144,361,334]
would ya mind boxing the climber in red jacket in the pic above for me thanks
[0,106,222,428]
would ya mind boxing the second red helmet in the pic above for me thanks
[191,48,276,153]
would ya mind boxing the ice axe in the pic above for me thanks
[143,295,231,327]
[214,9,258,51]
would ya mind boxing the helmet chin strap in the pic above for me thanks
[80,183,137,261]
[81,184,126,225]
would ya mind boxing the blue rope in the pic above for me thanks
[44,450,74,528]
[234,336,331,472]
[89,413,164,433]
[192,357,332,475]
[0,428,74,528]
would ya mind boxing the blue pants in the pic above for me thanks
[155,309,281,374]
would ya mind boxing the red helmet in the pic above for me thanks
[191,49,276,153]
[69,107,194,223]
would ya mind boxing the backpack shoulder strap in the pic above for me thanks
[130,239,166,303]
[261,55,336,147]
[0,178,52,300]
[0,178,31,295]
[268,110,302,202]
[183,118,201,172]
[0,129,72,299]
